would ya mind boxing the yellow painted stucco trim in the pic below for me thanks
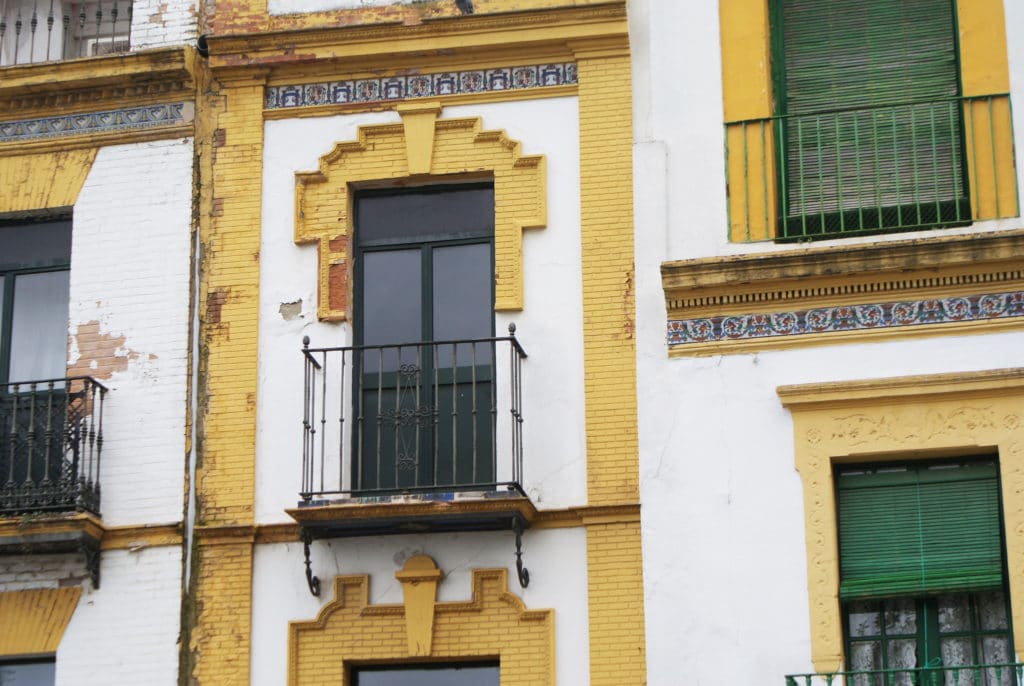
[294,110,546,320]
[288,565,553,685]
[778,368,1024,673]
[0,588,81,657]
[718,0,1018,241]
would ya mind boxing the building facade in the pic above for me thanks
[3,0,1024,684]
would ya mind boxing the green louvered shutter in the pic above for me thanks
[774,0,968,237]
[836,461,1004,600]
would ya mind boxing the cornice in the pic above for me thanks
[205,3,627,70]
[777,367,1024,410]
[0,47,197,120]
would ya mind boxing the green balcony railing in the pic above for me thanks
[725,94,1019,242]
[785,662,1024,686]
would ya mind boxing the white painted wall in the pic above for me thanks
[629,0,1024,683]
[71,138,193,528]
[58,546,182,686]
[256,97,586,522]
[250,528,589,685]
[130,0,197,50]
[268,0,413,17]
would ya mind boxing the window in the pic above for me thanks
[352,185,496,493]
[0,220,71,386]
[0,659,56,686]
[771,0,966,239]
[836,459,1016,683]
[352,663,499,686]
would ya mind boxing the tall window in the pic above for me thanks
[772,0,969,238]
[836,459,1015,683]
[352,185,495,493]
[0,220,71,385]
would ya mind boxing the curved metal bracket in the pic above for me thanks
[80,541,100,590]
[513,520,530,588]
[302,532,321,597]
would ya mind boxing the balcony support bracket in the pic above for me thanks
[513,519,529,588]
[302,530,321,597]
[80,539,100,590]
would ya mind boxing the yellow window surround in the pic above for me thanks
[778,368,1024,673]
[719,0,1018,242]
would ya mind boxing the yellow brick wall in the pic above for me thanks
[191,76,265,685]
[289,569,553,685]
[576,48,647,685]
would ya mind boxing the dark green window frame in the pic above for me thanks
[836,458,1016,676]
[769,0,972,241]
[351,662,500,686]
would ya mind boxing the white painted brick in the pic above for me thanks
[0,553,90,591]
[70,138,193,527]
[129,0,197,49]
[58,547,182,686]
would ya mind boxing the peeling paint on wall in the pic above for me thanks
[67,320,157,381]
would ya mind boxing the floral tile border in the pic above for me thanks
[667,291,1024,346]
[264,62,577,109]
[0,103,190,143]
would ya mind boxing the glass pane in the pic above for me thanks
[888,639,918,670]
[0,221,71,269]
[433,243,492,369]
[8,270,69,383]
[982,636,1011,665]
[848,601,882,637]
[941,637,975,667]
[938,594,972,633]
[361,249,422,349]
[0,661,55,686]
[976,591,1009,630]
[355,665,499,686]
[885,598,918,635]
[357,188,494,244]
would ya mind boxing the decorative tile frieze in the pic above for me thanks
[264,62,577,110]
[0,102,191,143]
[667,290,1024,346]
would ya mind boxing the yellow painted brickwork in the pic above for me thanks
[289,568,553,685]
[295,114,545,320]
[576,50,638,505]
[191,74,265,685]
[0,588,81,656]
[0,149,96,212]
[587,522,646,686]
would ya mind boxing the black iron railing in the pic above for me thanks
[300,327,526,501]
[0,0,132,66]
[0,376,105,515]
[786,662,1024,686]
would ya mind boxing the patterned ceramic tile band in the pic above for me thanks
[0,103,189,143]
[264,62,578,109]
[667,291,1024,346]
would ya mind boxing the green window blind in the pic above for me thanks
[774,0,968,236]
[836,461,1004,601]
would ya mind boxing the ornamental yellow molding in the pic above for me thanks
[288,557,554,685]
[294,106,546,321]
[778,368,1024,674]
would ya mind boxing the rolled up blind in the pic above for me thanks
[836,461,1004,600]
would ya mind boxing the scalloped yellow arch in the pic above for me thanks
[287,563,554,686]
[294,104,547,322]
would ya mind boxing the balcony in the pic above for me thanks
[289,330,532,539]
[725,94,1018,242]
[0,376,106,586]
[0,0,132,66]
[785,663,1024,686]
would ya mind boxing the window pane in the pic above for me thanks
[848,601,881,638]
[938,594,972,633]
[432,243,491,341]
[357,188,494,244]
[361,250,421,347]
[0,661,55,686]
[976,591,1009,630]
[885,598,917,635]
[9,270,69,383]
[0,221,71,269]
[355,665,498,686]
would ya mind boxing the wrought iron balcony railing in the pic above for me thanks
[0,0,132,66]
[725,94,1018,241]
[785,662,1024,686]
[0,376,105,516]
[300,328,526,503]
